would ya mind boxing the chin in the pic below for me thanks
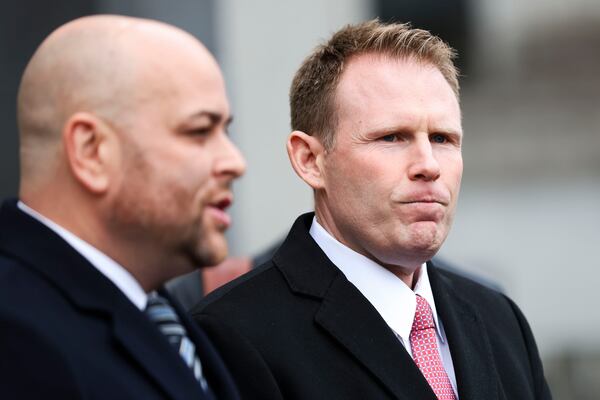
[210,250,228,266]
[407,238,443,257]
[402,225,445,257]
[182,234,227,268]
[203,237,229,266]
[412,220,445,239]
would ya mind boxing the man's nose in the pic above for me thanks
[407,137,440,182]
[215,134,246,179]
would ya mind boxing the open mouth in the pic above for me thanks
[213,197,231,211]
[207,196,233,228]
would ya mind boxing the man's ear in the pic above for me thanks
[63,112,118,194]
[286,130,326,190]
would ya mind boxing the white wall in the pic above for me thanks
[215,0,373,256]
[439,180,600,356]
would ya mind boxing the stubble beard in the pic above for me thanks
[108,167,217,276]
[178,215,227,269]
[109,190,223,274]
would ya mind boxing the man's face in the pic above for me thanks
[316,55,462,270]
[109,41,245,273]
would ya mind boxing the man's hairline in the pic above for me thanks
[311,53,460,152]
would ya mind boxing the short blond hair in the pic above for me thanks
[290,19,459,149]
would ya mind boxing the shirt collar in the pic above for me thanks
[17,201,148,310]
[309,216,444,344]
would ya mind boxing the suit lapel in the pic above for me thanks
[0,200,207,400]
[275,214,437,400]
[428,263,502,400]
[276,214,505,399]
[315,273,437,400]
[111,303,208,400]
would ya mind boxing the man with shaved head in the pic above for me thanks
[0,15,244,399]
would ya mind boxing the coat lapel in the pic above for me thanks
[111,303,208,400]
[428,262,502,400]
[276,213,505,399]
[315,273,437,400]
[274,213,437,400]
[0,200,207,400]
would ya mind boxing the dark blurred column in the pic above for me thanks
[376,0,471,73]
[0,0,95,198]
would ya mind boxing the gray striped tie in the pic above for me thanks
[145,292,214,398]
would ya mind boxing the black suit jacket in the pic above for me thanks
[192,213,551,400]
[0,199,239,400]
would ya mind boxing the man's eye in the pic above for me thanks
[431,134,447,144]
[380,134,397,142]
[190,127,211,136]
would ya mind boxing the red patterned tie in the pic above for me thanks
[410,295,457,400]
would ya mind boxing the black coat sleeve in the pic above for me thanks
[504,295,553,400]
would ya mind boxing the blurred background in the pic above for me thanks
[1,0,599,397]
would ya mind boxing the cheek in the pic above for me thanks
[441,157,462,225]
[328,160,390,221]
[158,151,212,192]
[189,160,213,195]
[440,153,463,191]
[134,157,211,217]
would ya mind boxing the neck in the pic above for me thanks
[19,195,171,292]
[384,263,421,289]
[313,208,422,288]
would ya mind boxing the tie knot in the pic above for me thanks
[146,291,170,308]
[145,292,184,326]
[412,295,435,332]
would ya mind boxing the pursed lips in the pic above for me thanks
[393,193,450,223]
[398,197,449,206]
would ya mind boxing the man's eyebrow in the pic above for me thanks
[366,124,462,136]
[187,111,233,126]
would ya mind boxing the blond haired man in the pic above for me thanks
[193,20,551,400]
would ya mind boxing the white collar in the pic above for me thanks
[17,201,147,310]
[309,216,444,344]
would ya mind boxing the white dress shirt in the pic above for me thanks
[18,201,148,310]
[310,217,458,396]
